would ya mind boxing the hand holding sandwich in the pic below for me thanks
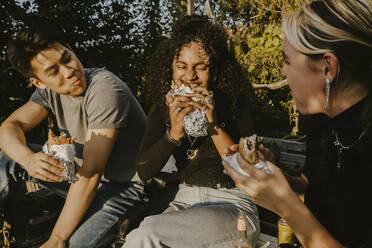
[165,81,216,140]
[222,140,297,216]
[23,151,64,182]
[223,143,275,164]
[165,91,195,141]
[223,134,271,175]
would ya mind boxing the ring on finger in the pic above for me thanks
[176,106,182,112]
[205,95,214,105]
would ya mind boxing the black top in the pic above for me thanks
[303,97,372,247]
[136,95,256,188]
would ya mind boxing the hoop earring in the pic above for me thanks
[324,78,330,112]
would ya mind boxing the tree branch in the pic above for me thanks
[187,0,195,15]
[252,79,288,90]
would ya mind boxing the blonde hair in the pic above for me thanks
[284,0,372,121]
[283,0,372,55]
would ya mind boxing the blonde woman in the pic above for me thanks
[223,0,372,247]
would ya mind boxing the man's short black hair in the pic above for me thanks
[7,23,67,78]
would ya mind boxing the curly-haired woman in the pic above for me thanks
[123,15,259,248]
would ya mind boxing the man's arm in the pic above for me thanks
[42,128,118,247]
[0,101,63,181]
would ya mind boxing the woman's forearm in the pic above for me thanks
[284,173,308,196]
[209,125,234,158]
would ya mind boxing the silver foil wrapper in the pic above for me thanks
[169,85,210,137]
[223,153,271,175]
[183,108,208,137]
[42,143,79,183]
[169,85,200,102]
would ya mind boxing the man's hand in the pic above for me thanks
[40,235,66,248]
[24,152,64,182]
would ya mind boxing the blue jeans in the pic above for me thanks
[0,151,17,209]
[123,183,260,248]
[0,146,146,248]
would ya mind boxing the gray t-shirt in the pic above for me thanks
[30,68,146,182]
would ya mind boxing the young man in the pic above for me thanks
[0,24,147,248]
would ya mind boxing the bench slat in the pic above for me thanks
[279,152,306,165]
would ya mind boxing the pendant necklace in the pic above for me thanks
[332,124,369,171]
[186,134,198,160]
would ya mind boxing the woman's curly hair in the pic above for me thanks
[145,14,255,120]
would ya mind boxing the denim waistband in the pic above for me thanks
[180,179,235,189]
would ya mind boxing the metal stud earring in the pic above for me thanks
[324,78,330,112]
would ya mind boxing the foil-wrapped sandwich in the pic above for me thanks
[224,134,270,175]
[42,130,79,183]
[169,84,212,137]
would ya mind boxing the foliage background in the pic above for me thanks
[0,0,305,138]
[0,0,305,246]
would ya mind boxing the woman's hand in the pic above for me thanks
[188,86,218,135]
[223,142,276,163]
[222,152,297,217]
[165,92,195,141]
[258,144,276,164]
[192,87,216,123]
[223,144,239,156]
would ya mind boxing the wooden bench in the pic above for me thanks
[4,180,64,248]
[260,136,306,176]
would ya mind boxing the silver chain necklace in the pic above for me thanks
[333,124,370,170]
[186,134,198,160]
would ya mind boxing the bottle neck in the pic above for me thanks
[236,215,251,248]
[236,232,251,248]
[238,229,249,240]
